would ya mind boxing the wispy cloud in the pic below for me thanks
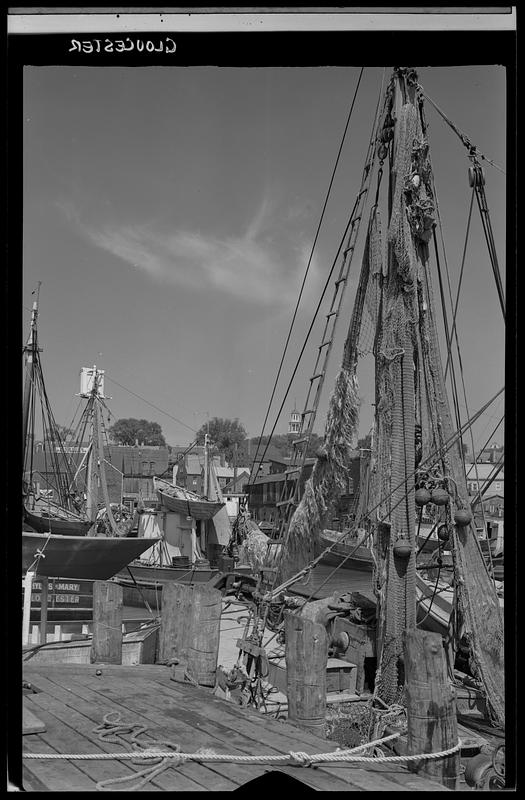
[57,195,322,307]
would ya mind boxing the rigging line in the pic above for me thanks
[465,415,504,477]
[418,86,506,175]
[473,185,506,321]
[432,229,463,445]
[427,153,482,483]
[443,186,475,382]
[105,376,197,434]
[470,454,505,509]
[249,70,387,491]
[248,199,357,486]
[416,563,443,629]
[268,386,504,599]
[248,67,366,485]
[433,189,487,516]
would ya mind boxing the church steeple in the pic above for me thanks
[288,405,301,435]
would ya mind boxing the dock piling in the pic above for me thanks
[159,582,222,686]
[90,580,123,664]
[404,628,460,790]
[285,611,328,736]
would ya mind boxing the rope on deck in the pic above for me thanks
[23,735,463,764]
[22,710,462,790]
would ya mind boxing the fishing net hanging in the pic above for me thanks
[275,206,382,585]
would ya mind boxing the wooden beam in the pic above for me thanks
[90,581,123,664]
[285,612,327,736]
[404,628,459,790]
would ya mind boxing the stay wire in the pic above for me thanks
[106,376,197,435]
[248,67,365,486]
[465,415,504,480]
[443,187,475,382]
[432,182,486,514]
[419,85,506,175]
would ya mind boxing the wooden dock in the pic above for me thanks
[22,663,447,792]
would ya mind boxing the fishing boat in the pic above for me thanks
[113,434,240,607]
[153,476,225,519]
[22,288,94,537]
[22,291,159,638]
[253,66,505,730]
[22,532,159,581]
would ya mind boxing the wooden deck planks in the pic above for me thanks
[53,668,333,791]
[25,687,203,792]
[23,670,239,791]
[101,683,354,792]
[22,727,99,792]
[131,668,438,791]
[22,664,447,792]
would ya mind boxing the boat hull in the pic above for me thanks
[22,532,161,579]
[415,573,455,637]
[154,477,224,520]
[115,563,220,608]
[24,507,93,537]
[318,530,374,572]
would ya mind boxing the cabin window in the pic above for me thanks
[494,482,501,491]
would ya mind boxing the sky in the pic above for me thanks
[23,63,506,453]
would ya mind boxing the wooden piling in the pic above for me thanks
[22,571,35,646]
[285,612,328,736]
[158,582,222,686]
[404,629,459,790]
[39,576,48,645]
[90,581,123,665]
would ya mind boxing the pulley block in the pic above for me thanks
[468,165,486,188]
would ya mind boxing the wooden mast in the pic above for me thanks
[22,282,41,469]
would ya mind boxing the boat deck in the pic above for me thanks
[21,663,446,792]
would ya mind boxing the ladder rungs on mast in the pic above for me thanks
[310,373,324,382]
[285,466,301,475]
[277,498,296,507]
[318,340,332,349]
[292,437,309,446]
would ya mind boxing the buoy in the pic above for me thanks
[331,631,349,653]
[95,669,102,676]
[415,487,431,506]
[393,538,412,558]
[437,524,450,542]
[411,174,421,189]
[377,143,388,161]
[454,508,473,527]
[431,487,450,506]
